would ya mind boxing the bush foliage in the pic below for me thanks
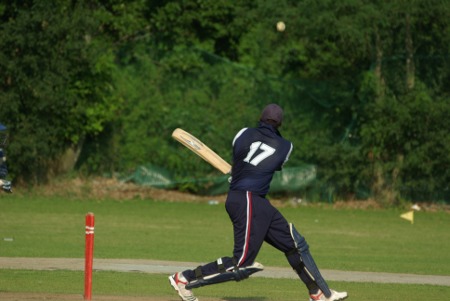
[0,0,449,203]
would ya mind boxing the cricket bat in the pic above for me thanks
[172,128,231,174]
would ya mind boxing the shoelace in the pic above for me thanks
[310,291,324,301]
[174,274,198,301]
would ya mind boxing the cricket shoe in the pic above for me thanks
[169,272,199,301]
[309,289,348,301]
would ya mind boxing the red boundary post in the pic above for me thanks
[84,212,95,300]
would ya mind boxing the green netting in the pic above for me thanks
[270,165,317,192]
[124,164,318,196]
[122,164,175,189]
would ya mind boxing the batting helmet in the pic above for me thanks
[260,104,283,128]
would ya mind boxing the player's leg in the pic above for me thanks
[183,192,274,289]
[169,191,266,299]
[182,191,264,275]
[264,210,347,300]
[227,191,275,267]
[289,223,347,300]
[187,191,269,282]
[263,210,322,295]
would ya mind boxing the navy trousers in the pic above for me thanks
[183,190,301,280]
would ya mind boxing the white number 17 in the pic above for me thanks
[243,141,276,166]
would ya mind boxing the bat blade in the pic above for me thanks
[172,128,231,174]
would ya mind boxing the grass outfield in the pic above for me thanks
[1,270,450,301]
[1,193,449,300]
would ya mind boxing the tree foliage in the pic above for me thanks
[0,1,121,183]
[1,0,449,203]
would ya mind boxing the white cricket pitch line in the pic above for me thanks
[1,257,449,287]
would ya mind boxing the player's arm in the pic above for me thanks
[281,142,293,169]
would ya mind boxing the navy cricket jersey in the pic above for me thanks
[230,122,293,196]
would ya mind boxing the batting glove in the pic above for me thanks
[1,180,12,193]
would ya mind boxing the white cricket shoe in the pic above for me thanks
[309,289,348,301]
[169,272,199,301]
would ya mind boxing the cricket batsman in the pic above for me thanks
[169,104,347,301]
[0,123,12,193]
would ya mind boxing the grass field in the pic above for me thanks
[1,191,449,300]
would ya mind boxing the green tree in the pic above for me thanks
[1,0,448,203]
[0,1,119,184]
[107,0,450,202]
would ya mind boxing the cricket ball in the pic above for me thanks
[276,21,285,32]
